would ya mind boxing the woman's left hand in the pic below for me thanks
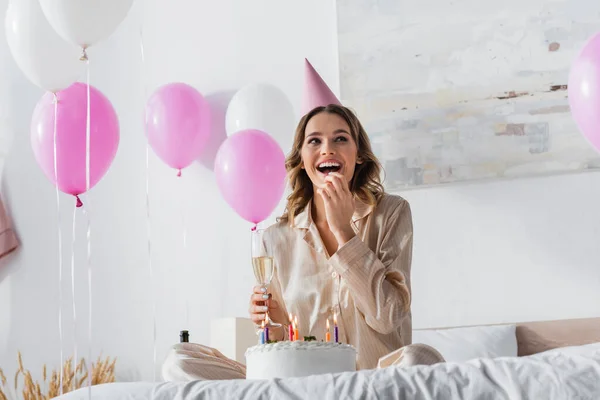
[317,172,356,245]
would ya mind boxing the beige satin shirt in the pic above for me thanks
[264,193,413,370]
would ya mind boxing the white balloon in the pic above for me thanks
[226,83,297,154]
[39,0,134,50]
[5,0,84,92]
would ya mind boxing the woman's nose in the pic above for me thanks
[321,142,335,155]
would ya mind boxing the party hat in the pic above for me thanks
[301,58,341,115]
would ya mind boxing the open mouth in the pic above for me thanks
[316,161,342,175]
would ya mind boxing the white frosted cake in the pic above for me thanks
[245,341,357,380]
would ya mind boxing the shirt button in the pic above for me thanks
[331,271,337,278]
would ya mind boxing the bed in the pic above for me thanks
[55,317,600,399]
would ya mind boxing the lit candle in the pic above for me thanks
[333,312,339,343]
[264,313,269,342]
[288,313,294,341]
[325,319,331,342]
[294,315,299,341]
[259,320,265,345]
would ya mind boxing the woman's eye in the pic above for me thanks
[335,136,348,142]
[308,138,320,145]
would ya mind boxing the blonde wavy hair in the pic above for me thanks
[279,104,385,225]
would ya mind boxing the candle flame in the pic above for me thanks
[294,315,298,325]
[334,312,337,325]
[261,320,265,328]
[326,319,330,329]
[289,312,293,322]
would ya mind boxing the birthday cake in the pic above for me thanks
[245,341,357,380]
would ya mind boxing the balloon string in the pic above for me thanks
[53,93,64,396]
[84,55,92,400]
[81,199,92,400]
[140,16,157,382]
[70,205,78,391]
[145,145,157,382]
[85,59,91,194]
[180,177,188,329]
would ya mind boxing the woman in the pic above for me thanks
[162,104,443,381]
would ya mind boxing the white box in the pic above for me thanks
[209,317,257,365]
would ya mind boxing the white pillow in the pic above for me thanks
[412,324,518,362]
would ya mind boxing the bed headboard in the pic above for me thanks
[515,317,600,356]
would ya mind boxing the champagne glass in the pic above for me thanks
[251,229,281,328]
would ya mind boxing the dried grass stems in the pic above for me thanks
[0,352,116,400]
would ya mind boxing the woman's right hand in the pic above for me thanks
[248,286,286,326]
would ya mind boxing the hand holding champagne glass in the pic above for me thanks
[250,229,281,328]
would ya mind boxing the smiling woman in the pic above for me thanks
[162,103,444,381]
[282,104,384,228]
[247,103,440,370]
[305,114,358,180]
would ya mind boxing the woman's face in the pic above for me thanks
[300,112,360,189]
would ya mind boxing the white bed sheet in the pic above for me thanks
[56,342,600,400]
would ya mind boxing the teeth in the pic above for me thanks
[318,162,341,168]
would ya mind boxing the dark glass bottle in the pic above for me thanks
[180,330,189,343]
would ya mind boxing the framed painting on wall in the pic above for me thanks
[336,0,600,190]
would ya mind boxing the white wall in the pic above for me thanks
[0,0,599,383]
[405,171,600,328]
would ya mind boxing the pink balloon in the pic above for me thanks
[31,82,119,204]
[146,83,211,174]
[569,32,600,152]
[214,129,287,225]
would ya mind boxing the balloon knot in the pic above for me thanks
[80,47,89,62]
[251,224,257,232]
[177,169,182,177]
[75,195,83,208]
